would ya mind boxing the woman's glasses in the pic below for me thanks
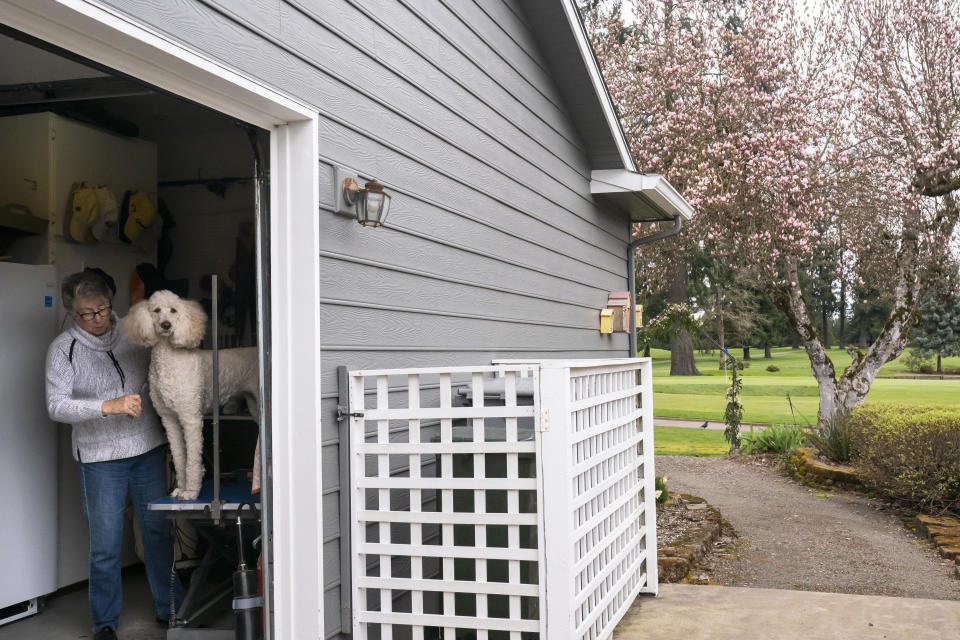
[74,305,112,321]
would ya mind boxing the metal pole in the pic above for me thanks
[628,216,682,357]
[337,365,352,632]
[212,273,221,524]
[247,125,274,640]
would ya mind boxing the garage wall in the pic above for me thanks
[98,1,630,636]
[155,128,256,325]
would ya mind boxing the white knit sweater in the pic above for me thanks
[45,315,166,463]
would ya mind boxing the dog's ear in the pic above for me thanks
[171,298,208,349]
[123,300,159,347]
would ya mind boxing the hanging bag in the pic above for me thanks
[119,190,156,244]
[64,183,100,244]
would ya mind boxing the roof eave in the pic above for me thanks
[590,169,695,222]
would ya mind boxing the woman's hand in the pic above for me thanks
[101,394,142,418]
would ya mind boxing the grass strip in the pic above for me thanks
[654,425,729,457]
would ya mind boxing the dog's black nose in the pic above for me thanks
[160,321,171,330]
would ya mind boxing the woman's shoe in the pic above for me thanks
[93,627,118,640]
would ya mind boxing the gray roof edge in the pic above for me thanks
[518,0,637,172]
[558,0,636,171]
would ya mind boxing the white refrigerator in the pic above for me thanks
[0,263,58,623]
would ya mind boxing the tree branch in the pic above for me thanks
[915,174,960,197]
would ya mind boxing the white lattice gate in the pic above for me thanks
[347,359,656,639]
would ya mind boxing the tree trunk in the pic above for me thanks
[839,279,847,346]
[774,256,921,428]
[764,343,772,359]
[858,325,867,348]
[742,347,751,360]
[668,260,700,376]
[821,306,830,349]
[643,344,651,357]
[938,354,942,374]
[716,290,725,353]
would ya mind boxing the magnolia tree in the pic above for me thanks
[588,0,719,375]
[783,0,960,424]
[590,0,960,426]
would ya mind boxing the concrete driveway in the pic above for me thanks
[614,584,960,639]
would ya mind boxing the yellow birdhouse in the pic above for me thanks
[599,308,614,334]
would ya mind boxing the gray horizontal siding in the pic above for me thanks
[318,218,615,304]
[101,1,632,636]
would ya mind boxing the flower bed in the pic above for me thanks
[656,493,723,582]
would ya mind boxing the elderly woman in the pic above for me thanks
[45,269,183,640]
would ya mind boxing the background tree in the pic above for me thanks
[911,262,960,373]
[591,0,960,427]
[588,0,721,375]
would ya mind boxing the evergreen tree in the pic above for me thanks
[911,264,960,373]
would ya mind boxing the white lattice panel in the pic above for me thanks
[348,360,656,640]
[530,360,656,640]
[349,366,543,639]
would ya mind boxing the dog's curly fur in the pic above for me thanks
[124,290,258,500]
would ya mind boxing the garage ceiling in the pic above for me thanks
[0,31,105,84]
[0,30,245,139]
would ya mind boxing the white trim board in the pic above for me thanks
[0,2,323,639]
[0,0,313,128]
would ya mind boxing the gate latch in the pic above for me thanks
[337,406,365,422]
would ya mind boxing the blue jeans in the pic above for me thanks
[78,445,184,632]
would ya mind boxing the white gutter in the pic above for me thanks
[590,169,695,221]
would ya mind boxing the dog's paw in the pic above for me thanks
[170,488,183,499]
[178,488,200,500]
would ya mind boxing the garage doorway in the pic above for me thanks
[0,1,322,638]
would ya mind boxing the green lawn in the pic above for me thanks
[650,346,960,424]
[654,426,729,457]
[650,345,960,378]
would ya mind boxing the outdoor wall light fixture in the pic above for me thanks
[342,177,392,227]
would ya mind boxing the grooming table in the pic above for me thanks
[150,474,261,636]
[149,472,260,519]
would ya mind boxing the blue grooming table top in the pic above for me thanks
[149,473,260,513]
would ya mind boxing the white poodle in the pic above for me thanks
[124,290,259,500]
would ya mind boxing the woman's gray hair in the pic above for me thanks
[61,270,114,310]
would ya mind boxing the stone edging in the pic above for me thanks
[912,515,960,576]
[785,447,861,490]
[658,493,722,583]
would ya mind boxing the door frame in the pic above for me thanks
[0,1,324,638]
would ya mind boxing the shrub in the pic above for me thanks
[850,404,960,513]
[766,364,780,372]
[902,348,933,373]
[803,410,854,463]
[755,424,805,454]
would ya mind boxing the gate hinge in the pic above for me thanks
[539,408,550,432]
[337,406,364,422]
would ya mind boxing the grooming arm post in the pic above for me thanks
[212,274,221,524]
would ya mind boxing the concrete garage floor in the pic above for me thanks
[0,567,168,640]
[614,584,960,640]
